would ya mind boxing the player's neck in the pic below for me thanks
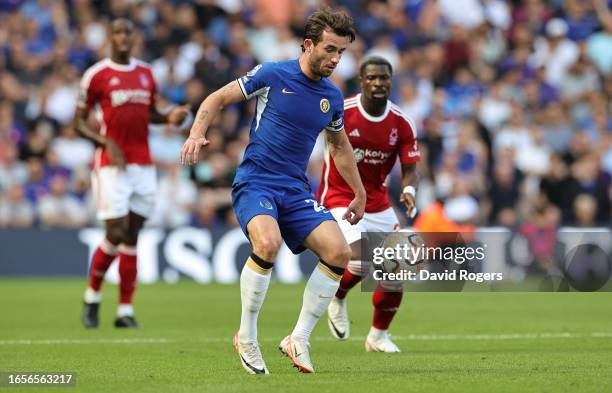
[110,53,131,65]
[298,55,322,81]
[360,94,386,117]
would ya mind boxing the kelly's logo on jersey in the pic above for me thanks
[110,89,151,107]
[353,148,391,165]
[320,98,330,113]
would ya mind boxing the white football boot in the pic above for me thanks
[234,333,269,375]
[365,327,401,353]
[327,297,350,340]
[278,335,315,373]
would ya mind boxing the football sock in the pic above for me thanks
[335,265,362,300]
[84,287,102,303]
[372,288,403,330]
[292,260,344,342]
[238,254,273,343]
[118,245,138,305]
[117,303,134,317]
[87,238,118,293]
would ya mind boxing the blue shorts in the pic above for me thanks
[232,180,335,254]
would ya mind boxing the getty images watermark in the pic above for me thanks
[360,230,612,292]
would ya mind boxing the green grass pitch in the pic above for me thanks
[1,279,611,392]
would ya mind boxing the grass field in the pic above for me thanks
[1,279,611,393]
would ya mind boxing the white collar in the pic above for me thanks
[356,93,389,123]
[106,58,136,72]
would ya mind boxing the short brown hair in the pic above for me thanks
[301,8,356,52]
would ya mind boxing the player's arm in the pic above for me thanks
[325,128,366,224]
[149,104,191,126]
[73,106,125,169]
[400,163,419,219]
[180,80,245,165]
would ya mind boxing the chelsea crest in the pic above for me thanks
[320,98,330,113]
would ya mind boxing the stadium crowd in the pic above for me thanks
[0,0,610,230]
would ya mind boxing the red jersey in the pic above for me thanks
[77,58,157,168]
[317,94,420,213]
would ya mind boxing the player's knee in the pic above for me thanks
[106,226,127,245]
[252,236,282,261]
[122,231,139,246]
[328,243,351,268]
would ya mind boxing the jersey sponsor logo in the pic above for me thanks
[281,87,296,94]
[109,76,120,86]
[353,148,392,165]
[139,73,149,87]
[407,150,420,158]
[304,199,329,213]
[320,98,330,113]
[389,128,398,146]
[110,89,151,107]
[349,129,360,137]
[259,199,273,210]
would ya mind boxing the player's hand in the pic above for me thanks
[180,136,209,165]
[400,190,417,219]
[343,192,365,225]
[105,140,126,170]
[167,104,191,126]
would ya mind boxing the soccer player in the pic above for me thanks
[76,19,189,329]
[180,9,365,374]
[318,56,420,352]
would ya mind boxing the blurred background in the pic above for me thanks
[0,0,610,234]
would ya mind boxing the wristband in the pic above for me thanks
[402,185,416,198]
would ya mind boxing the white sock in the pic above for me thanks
[368,326,387,340]
[117,304,134,317]
[238,262,271,343]
[84,287,102,303]
[291,264,341,342]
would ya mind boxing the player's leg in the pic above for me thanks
[366,286,402,352]
[365,208,404,352]
[280,215,351,373]
[232,184,283,374]
[234,214,281,375]
[114,211,146,328]
[82,216,127,328]
[82,167,130,328]
[112,165,156,328]
[326,207,366,340]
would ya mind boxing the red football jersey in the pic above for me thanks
[78,58,157,168]
[317,94,420,213]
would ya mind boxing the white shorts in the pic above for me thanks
[91,164,157,221]
[330,206,399,277]
[330,206,399,245]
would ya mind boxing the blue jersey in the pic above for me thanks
[234,60,345,186]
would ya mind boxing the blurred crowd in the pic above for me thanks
[0,0,610,231]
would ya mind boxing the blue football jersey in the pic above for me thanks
[233,60,344,185]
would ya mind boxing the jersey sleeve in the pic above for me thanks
[325,89,344,132]
[237,63,274,100]
[147,68,157,109]
[77,69,101,111]
[399,116,421,164]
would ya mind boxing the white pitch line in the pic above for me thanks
[0,338,172,345]
[1,332,611,346]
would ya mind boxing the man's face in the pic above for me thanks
[360,64,392,102]
[110,20,134,56]
[305,29,349,78]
